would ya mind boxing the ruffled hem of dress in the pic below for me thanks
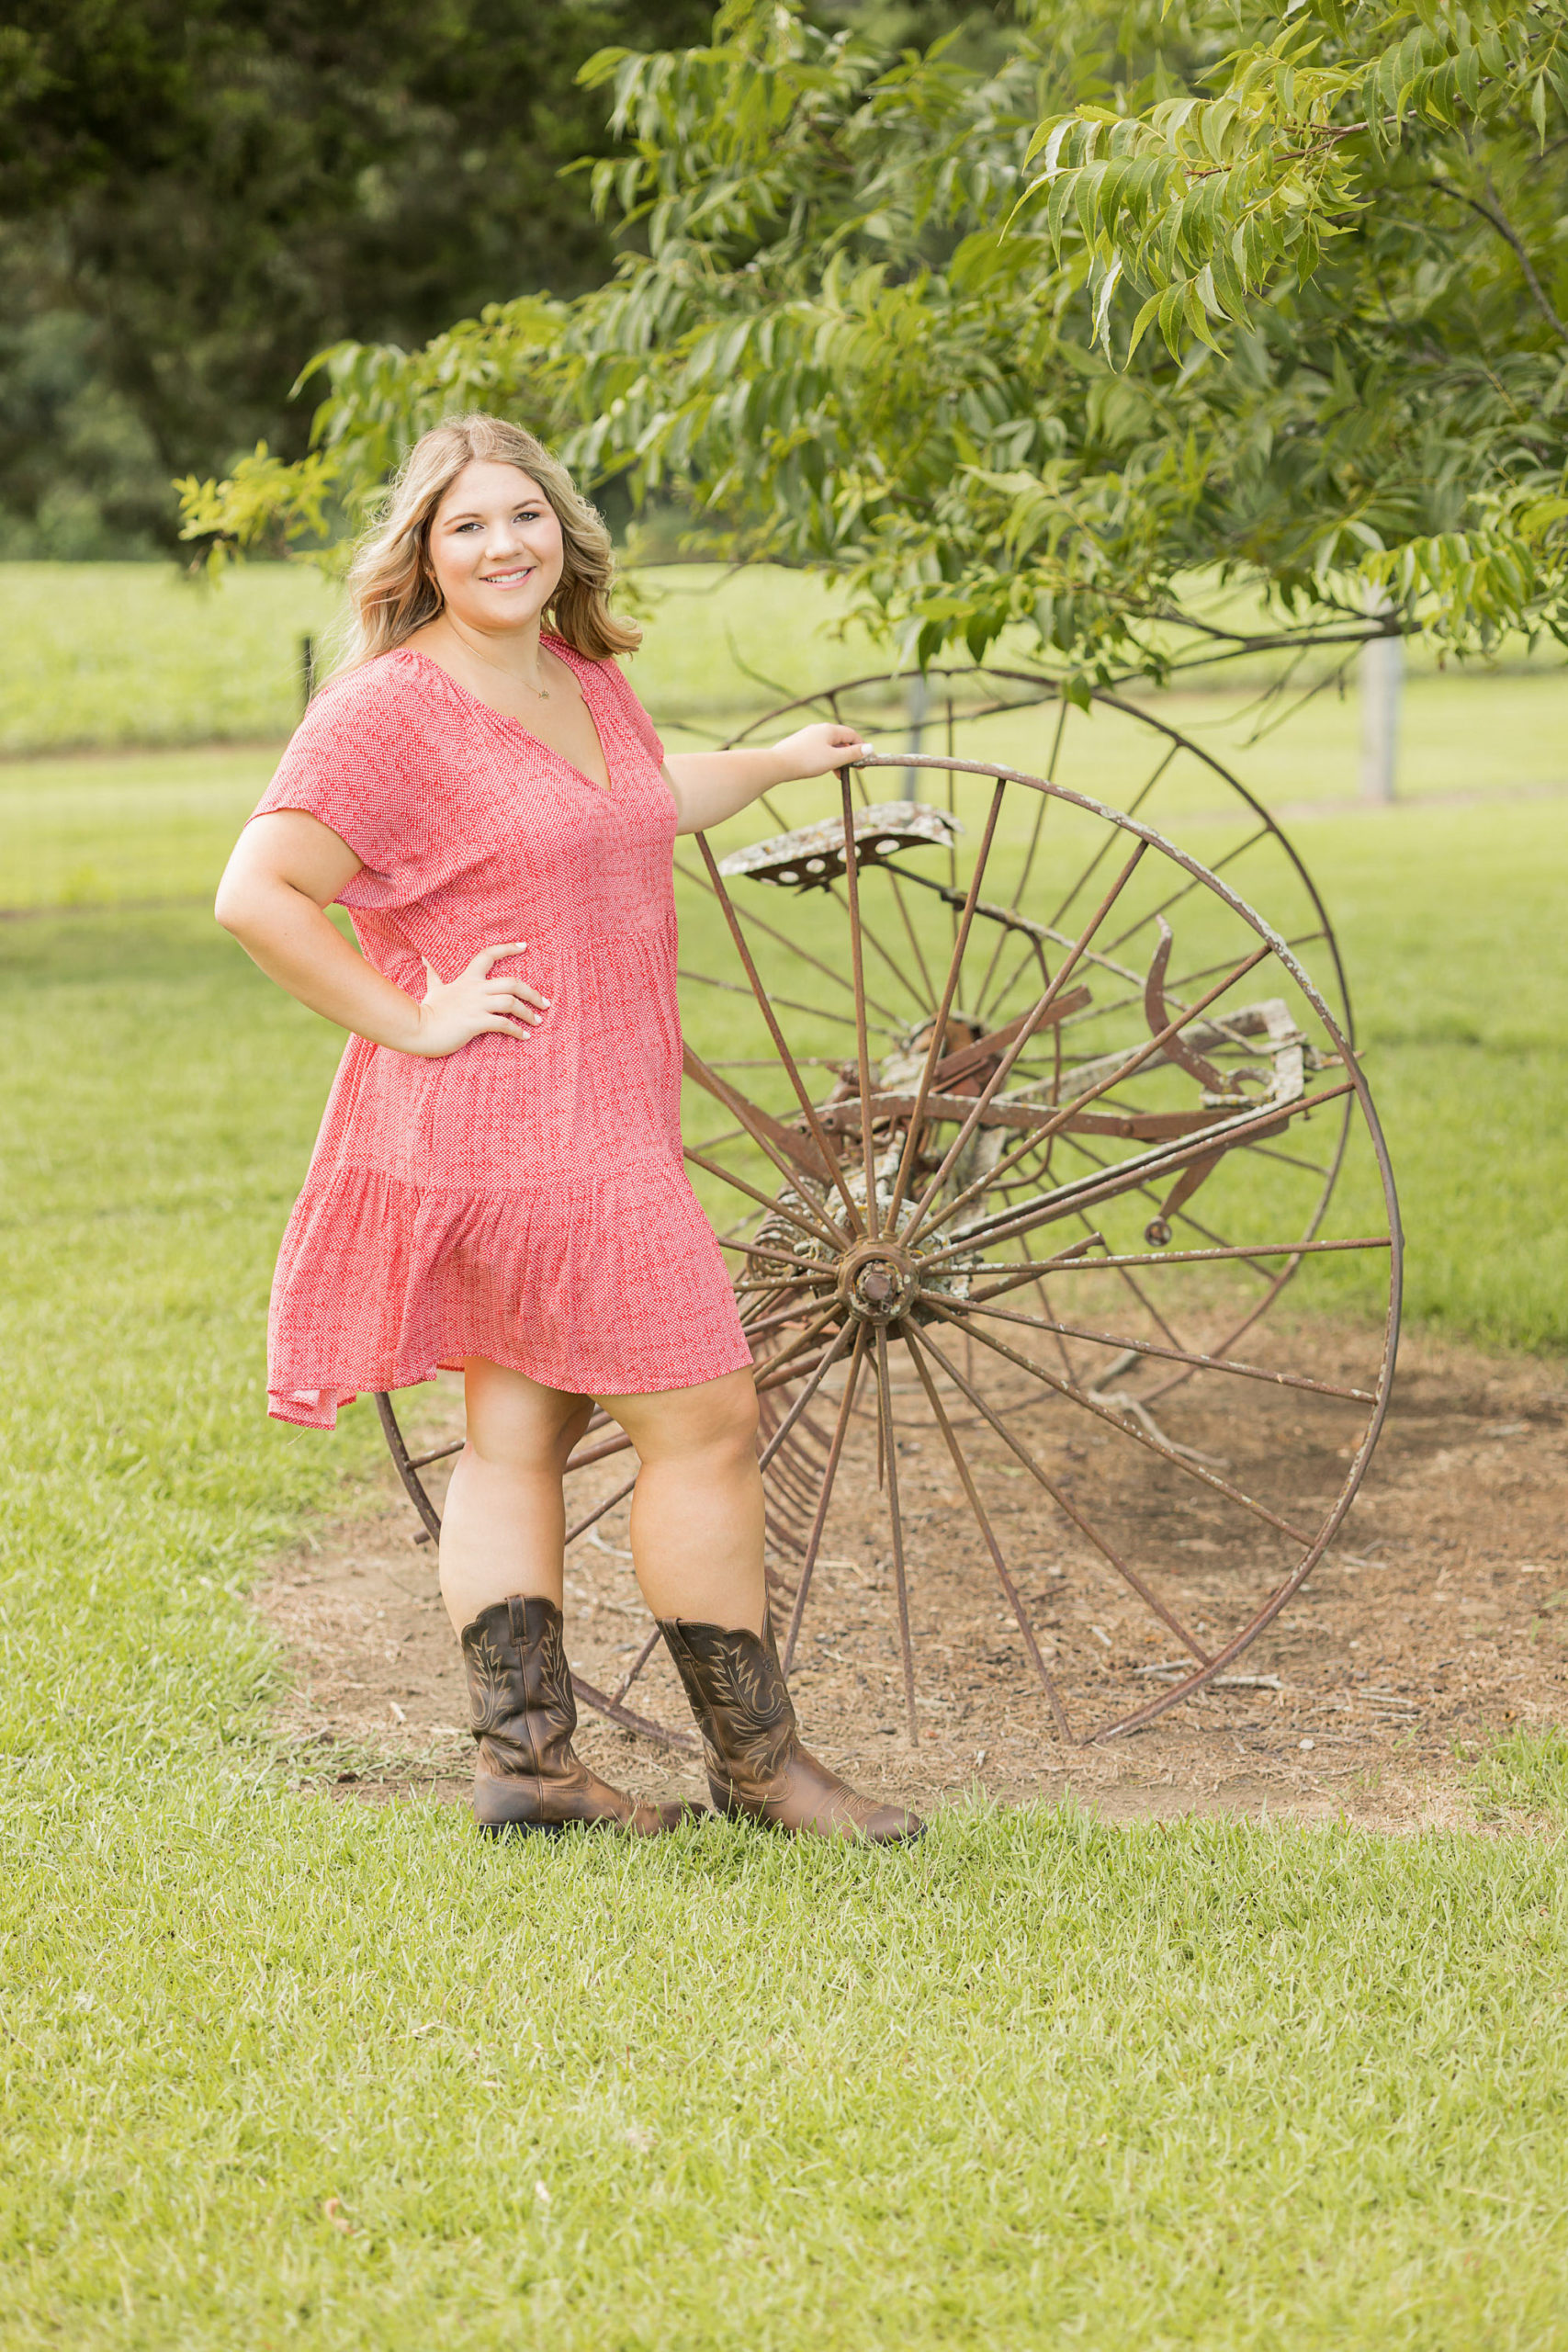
[265,1163,754,1430]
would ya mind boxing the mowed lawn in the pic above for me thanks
[2,648,1567,2344]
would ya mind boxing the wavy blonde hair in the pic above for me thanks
[341,413,640,667]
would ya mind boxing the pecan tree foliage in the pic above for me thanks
[180,0,1568,688]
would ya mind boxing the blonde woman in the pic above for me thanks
[216,413,921,1844]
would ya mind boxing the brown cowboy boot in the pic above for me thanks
[462,1594,694,1836]
[657,1611,924,1843]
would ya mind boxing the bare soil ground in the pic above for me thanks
[258,1326,1568,1831]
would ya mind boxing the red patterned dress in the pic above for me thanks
[251,640,752,1428]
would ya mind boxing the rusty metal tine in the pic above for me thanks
[957,1300,1377,1402]
[885,782,1007,1229]
[915,940,1274,1255]
[563,1429,636,1475]
[678,854,906,1028]
[913,1320,1214,1668]
[902,1328,1075,1739]
[920,1076,1353,1269]
[874,1326,920,1745]
[900,842,1147,1251]
[923,1297,1317,1545]
[696,834,868,1236]
[840,766,880,1239]
[782,1325,870,1674]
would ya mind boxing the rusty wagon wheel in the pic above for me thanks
[377,712,1401,1755]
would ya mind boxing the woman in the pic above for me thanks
[216,413,921,1845]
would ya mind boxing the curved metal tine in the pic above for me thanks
[683,1044,849,1247]
[901,1328,1075,1738]
[884,783,1008,1230]
[873,1327,919,1744]
[955,1299,1377,1403]
[678,963,878,1038]
[967,1235,1393,1302]
[564,1428,637,1476]
[677,854,907,1030]
[972,698,1070,1022]
[374,1393,445,1542]
[916,943,1276,1258]
[1050,1127,1276,1304]
[781,1325,870,1674]
[924,1298,1317,1545]
[696,836,869,1237]
[840,767,881,1238]
[899,842,1148,1252]
[911,1320,1215,1668]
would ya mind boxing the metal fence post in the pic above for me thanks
[1359,630,1402,806]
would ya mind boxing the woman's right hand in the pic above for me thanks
[410,942,551,1057]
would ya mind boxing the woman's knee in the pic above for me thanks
[463,1361,592,1472]
[622,1372,759,1467]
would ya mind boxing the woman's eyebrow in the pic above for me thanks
[439,504,540,526]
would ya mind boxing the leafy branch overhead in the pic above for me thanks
[181,1,1568,682]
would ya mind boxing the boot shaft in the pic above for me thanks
[462,1594,578,1781]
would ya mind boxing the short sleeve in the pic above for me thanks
[597,654,665,766]
[249,656,434,911]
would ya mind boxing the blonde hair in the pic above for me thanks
[341,413,640,667]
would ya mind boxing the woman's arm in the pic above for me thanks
[214,811,549,1057]
[661,722,868,836]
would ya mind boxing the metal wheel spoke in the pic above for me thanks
[966,1234,1393,1304]
[925,1298,1316,1545]
[900,842,1148,1250]
[696,834,869,1235]
[683,1145,838,1253]
[885,782,1008,1227]
[873,1329,920,1745]
[678,854,907,1028]
[914,940,1276,1252]
[678,963,880,1037]
[682,1043,849,1243]
[912,1321,1214,1668]
[920,1077,1353,1268]
[957,1299,1377,1402]
[781,1326,870,1673]
[840,766,882,1238]
[903,1327,1074,1740]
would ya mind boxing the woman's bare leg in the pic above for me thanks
[437,1360,592,1634]
[602,1369,766,1634]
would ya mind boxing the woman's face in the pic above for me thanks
[424,458,565,636]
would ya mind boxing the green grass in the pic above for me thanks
[3,631,1567,2344]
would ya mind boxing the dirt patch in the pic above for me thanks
[258,1325,1568,1831]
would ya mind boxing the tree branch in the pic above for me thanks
[1428,175,1568,343]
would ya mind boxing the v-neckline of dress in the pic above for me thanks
[407,639,615,795]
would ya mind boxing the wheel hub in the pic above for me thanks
[837,1239,921,1325]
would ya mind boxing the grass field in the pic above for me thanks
[3,588,1567,2346]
